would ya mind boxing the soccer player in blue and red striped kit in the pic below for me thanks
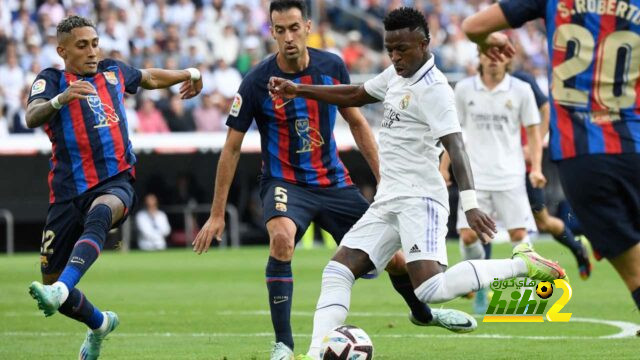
[192,1,476,359]
[26,15,203,359]
[463,0,640,319]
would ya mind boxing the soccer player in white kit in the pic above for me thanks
[447,47,546,312]
[269,8,566,359]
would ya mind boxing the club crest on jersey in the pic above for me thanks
[295,118,325,153]
[104,71,118,85]
[505,99,513,110]
[230,93,242,117]
[399,94,411,110]
[31,79,46,96]
[87,95,120,128]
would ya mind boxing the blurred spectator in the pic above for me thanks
[211,60,242,99]
[38,0,66,26]
[213,24,240,66]
[163,94,196,132]
[9,87,34,134]
[193,91,227,132]
[135,193,170,251]
[136,96,170,133]
[342,31,364,71]
[0,105,8,137]
[40,27,65,69]
[0,46,25,118]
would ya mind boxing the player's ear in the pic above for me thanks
[56,45,66,60]
[269,25,276,40]
[305,19,312,34]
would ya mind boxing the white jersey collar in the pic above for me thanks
[474,73,512,93]
[407,55,436,85]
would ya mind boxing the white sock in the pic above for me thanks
[460,239,485,260]
[414,259,528,304]
[511,235,531,249]
[52,281,69,304]
[307,261,355,359]
[93,312,109,333]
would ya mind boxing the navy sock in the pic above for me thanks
[58,288,104,330]
[632,287,640,311]
[266,256,294,350]
[58,205,112,291]
[389,273,433,323]
[483,242,492,259]
[553,226,582,255]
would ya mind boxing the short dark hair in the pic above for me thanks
[56,15,95,36]
[269,0,307,21]
[383,7,430,41]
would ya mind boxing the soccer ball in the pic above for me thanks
[320,325,374,360]
[536,281,554,299]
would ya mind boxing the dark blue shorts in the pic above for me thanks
[525,173,546,213]
[40,171,136,274]
[260,178,369,242]
[557,153,640,259]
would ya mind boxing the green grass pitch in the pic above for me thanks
[1,240,638,359]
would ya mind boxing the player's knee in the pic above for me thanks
[269,231,295,260]
[385,252,407,276]
[460,229,478,246]
[533,214,550,232]
[414,272,447,304]
[90,194,124,225]
[42,272,60,285]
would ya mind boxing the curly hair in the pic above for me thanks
[383,7,430,41]
[56,15,95,35]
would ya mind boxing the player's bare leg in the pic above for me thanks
[609,243,640,315]
[265,217,297,359]
[534,208,592,279]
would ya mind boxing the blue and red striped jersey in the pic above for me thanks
[226,48,353,188]
[28,59,141,203]
[500,0,640,161]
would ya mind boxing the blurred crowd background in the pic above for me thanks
[0,0,550,136]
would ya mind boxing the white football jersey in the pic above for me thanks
[454,74,540,191]
[364,57,461,211]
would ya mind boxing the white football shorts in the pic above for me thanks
[340,196,449,273]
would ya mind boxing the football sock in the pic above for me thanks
[389,273,432,323]
[483,242,492,259]
[57,205,112,291]
[57,288,105,330]
[414,259,528,304]
[461,239,485,260]
[552,225,582,254]
[632,287,640,310]
[510,235,531,249]
[265,256,294,350]
[308,261,354,358]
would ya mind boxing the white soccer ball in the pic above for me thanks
[320,325,374,360]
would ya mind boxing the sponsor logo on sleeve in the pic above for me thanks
[230,93,243,117]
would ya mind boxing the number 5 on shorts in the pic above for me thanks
[274,187,288,203]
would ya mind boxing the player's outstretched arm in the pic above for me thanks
[340,107,380,182]
[441,132,496,242]
[268,77,378,107]
[461,4,515,61]
[193,128,245,254]
[525,124,547,188]
[140,68,203,99]
[26,80,97,128]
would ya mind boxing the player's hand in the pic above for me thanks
[464,208,496,244]
[478,32,515,62]
[179,77,203,99]
[528,170,547,188]
[192,215,224,254]
[268,76,298,99]
[60,80,97,104]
